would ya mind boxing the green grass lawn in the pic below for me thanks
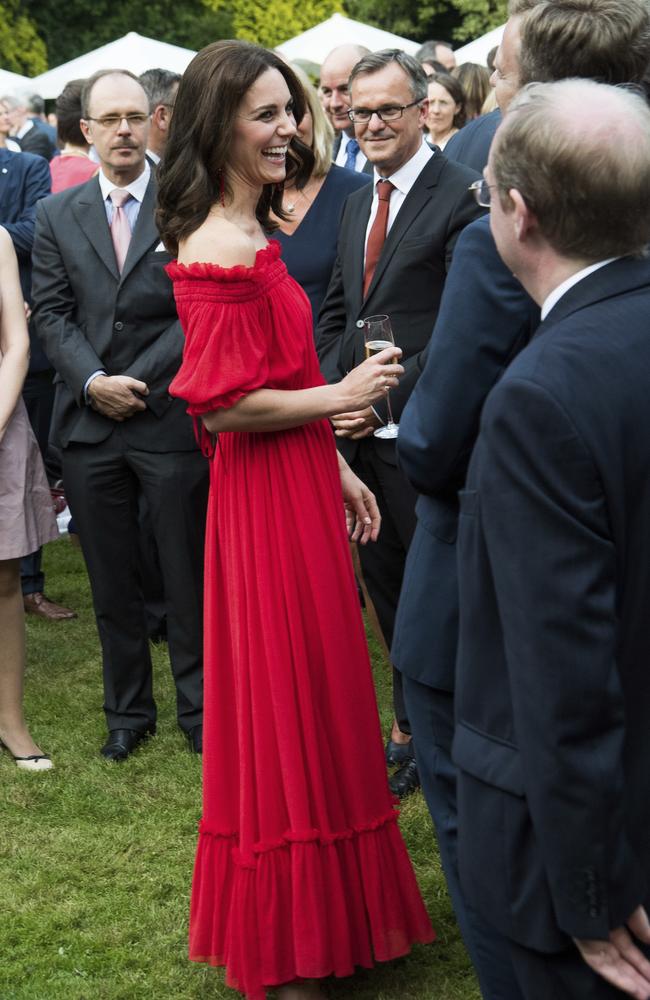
[1,539,480,1000]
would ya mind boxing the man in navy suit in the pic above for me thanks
[393,0,650,993]
[455,76,650,999]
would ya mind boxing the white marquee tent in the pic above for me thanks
[0,68,32,93]
[453,23,504,66]
[29,32,197,99]
[277,13,419,65]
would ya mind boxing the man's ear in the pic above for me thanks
[79,120,93,147]
[509,188,536,241]
[152,104,171,134]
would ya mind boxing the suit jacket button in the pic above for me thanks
[356,319,364,329]
[114,321,124,331]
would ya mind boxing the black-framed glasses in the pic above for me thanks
[468,178,496,208]
[347,99,423,124]
[84,114,150,130]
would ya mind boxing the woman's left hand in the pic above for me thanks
[339,461,381,544]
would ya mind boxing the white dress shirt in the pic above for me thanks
[541,258,619,319]
[334,130,367,172]
[84,162,152,399]
[364,140,434,261]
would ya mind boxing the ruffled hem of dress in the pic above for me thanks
[188,810,435,1000]
[166,240,281,283]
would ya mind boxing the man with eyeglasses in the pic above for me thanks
[316,48,482,800]
[31,69,208,764]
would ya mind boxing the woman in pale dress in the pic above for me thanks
[0,227,58,770]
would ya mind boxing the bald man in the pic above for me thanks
[319,44,371,172]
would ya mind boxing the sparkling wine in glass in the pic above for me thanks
[362,314,399,439]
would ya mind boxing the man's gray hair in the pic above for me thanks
[349,49,428,102]
[139,69,181,113]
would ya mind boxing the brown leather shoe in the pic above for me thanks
[23,592,77,621]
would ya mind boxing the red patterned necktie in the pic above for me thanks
[109,188,132,273]
[363,180,395,296]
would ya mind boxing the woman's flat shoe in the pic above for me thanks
[0,740,53,771]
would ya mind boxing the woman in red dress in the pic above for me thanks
[157,40,434,1000]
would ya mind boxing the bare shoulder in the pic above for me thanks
[179,218,258,268]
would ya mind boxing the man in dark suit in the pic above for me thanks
[32,69,208,762]
[394,0,650,991]
[455,76,650,999]
[316,48,483,794]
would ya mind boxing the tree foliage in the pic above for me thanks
[19,0,501,75]
[0,0,47,75]
[204,0,341,49]
[449,0,507,41]
[22,0,233,70]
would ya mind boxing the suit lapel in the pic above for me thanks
[348,184,373,314]
[72,177,119,280]
[120,176,158,283]
[534,256,650,338]
[362,155,445,307]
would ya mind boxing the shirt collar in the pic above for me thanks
[146,149,161,165]
[373,140,433,196]
[99,160,151,203]
[16,120,34,140]
[541,258,619,320]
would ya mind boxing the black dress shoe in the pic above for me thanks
[385,738,415,767]
[389,758,421,799]
[186,725,202,754]
[100,728,154,762]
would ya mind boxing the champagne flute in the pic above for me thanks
[363,314,399,439]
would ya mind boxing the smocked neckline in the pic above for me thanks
[166,240,281,283]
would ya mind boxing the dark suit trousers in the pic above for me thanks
[63,427,208,732]
[20,369,56,596]
[402,676,525,1000]
[508,937,650,1000]
[352,437,417,732]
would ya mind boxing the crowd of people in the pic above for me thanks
[2,0,650,998]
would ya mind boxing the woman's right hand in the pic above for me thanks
[337,346,403,412]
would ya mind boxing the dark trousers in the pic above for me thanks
[20,370,56,596]
[351,439,417,733]
[63,430,208,732]
[402,675,525,1000]
[509,937,650,1000]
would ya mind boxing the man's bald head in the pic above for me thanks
[491,78,650,261]
[319,44,370,132]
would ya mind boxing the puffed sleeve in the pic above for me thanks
[167,265,271,416]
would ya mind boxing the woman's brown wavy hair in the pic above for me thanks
[156,40,314,254]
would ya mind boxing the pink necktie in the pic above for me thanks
[109,189,132,273]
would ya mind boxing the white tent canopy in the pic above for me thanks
[277,13,419,65]
[30,32,197,99]
[0,68,33,94]
[453,24,504,67]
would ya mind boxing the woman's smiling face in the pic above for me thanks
[228,68,298,190]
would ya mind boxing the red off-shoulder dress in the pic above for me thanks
[167,242,434,1000]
